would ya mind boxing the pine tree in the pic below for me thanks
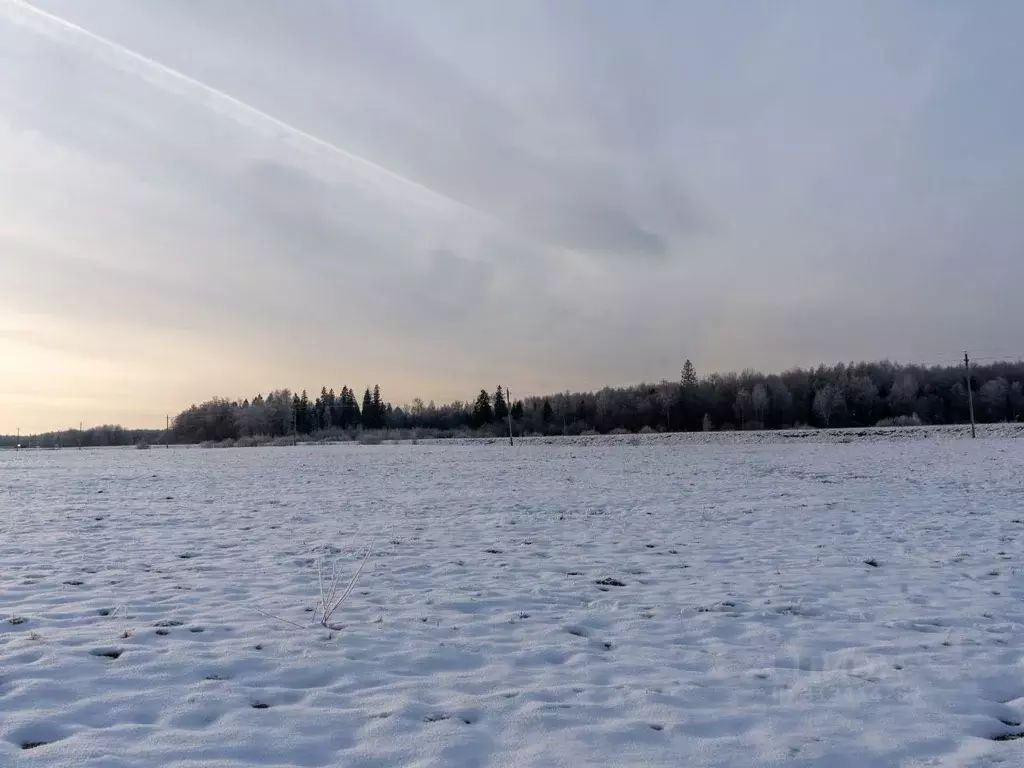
[493,385,509,422]
[541,398,553,424]
[511,400,524,420]
[472,389,493,429]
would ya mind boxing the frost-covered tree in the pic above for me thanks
[751,383,769,424]
[681,359,698,388]
[734,388,752,427]
[813,384,840,428]
[979,377,1009,422]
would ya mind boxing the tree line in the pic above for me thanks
[163,357,1024,444]
[5,357,1023,447]
[0,425,160,450]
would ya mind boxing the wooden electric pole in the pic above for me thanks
[965,351,976,439]
[506,387,514,447]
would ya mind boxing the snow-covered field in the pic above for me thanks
[2,438,1023,767]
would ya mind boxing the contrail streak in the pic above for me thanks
[0,0,478,218]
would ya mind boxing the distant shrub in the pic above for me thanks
[199,440,216,449]
[310,427,352,443]
[610,427,631,436]
[234,436,270,448]
[270,436,296,447]
[876,414,923,428]
[135,441,151,450]
[581,429,599,436]
[357,432,384,446]
[639,425,656,435]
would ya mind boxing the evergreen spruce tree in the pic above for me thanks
[327,388,338,428]
[338,387,351,428]
[472,389,493,429]
[300,390,313,433]
[316,386,329,430]
[542,399,554,425]
[351,388,362,427]
[511,400,524,420]
[291,393,302,434]
[493,386,509,423]
[340,387,360,427]
[371,385,384,429]
[362,388,374,429]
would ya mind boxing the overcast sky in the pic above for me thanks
[2,0,1022,432]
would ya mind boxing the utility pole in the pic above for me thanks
[506,387,514,447]
[165,415,170,448]
[965,351,976,439]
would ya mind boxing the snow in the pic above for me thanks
[2,437,1023,767]
[436,421,1024,447]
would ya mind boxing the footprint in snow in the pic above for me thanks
[90,647,124,659]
